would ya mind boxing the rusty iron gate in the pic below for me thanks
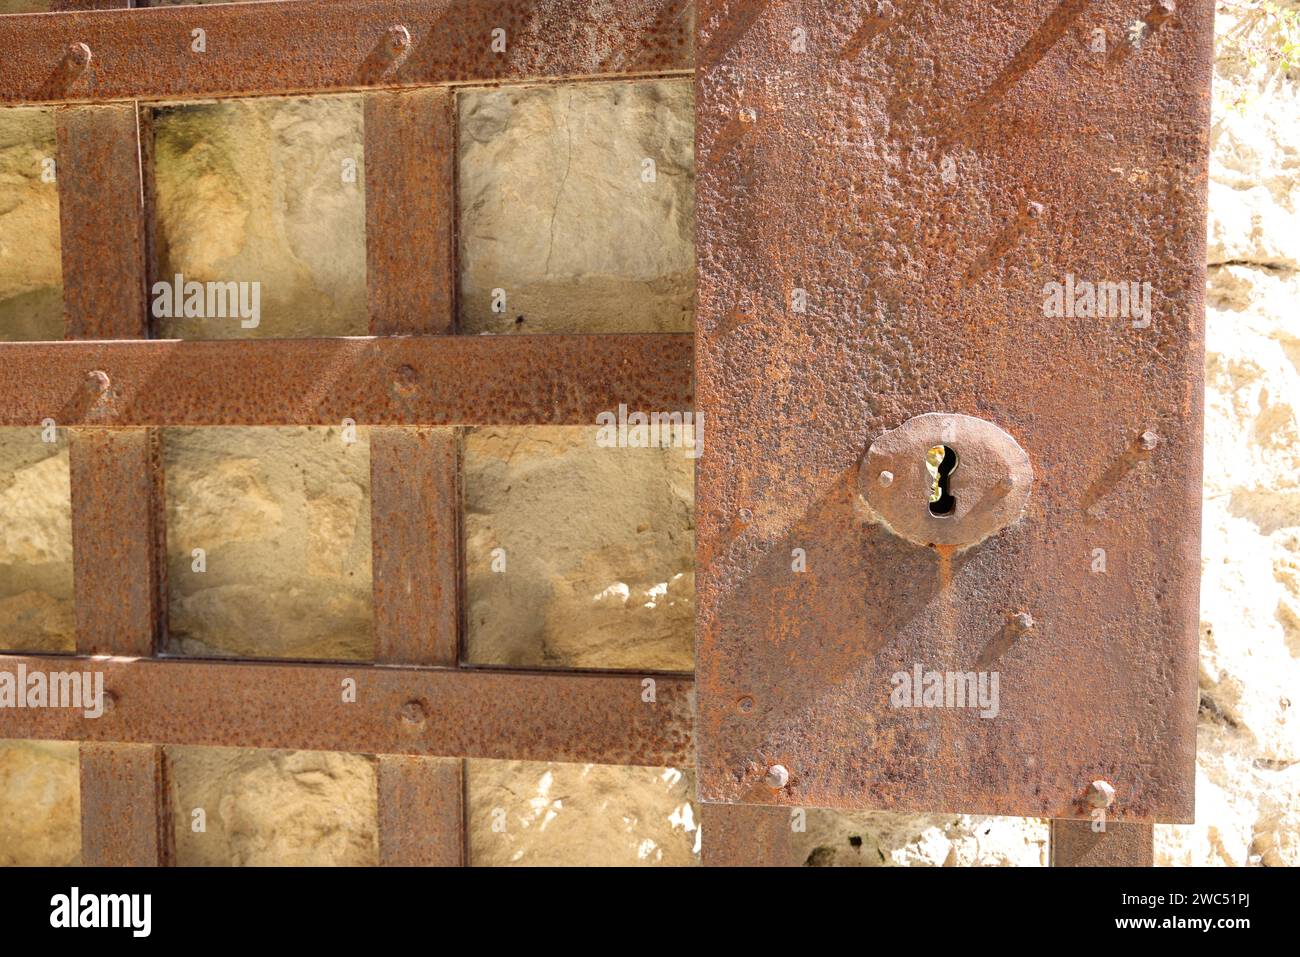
[0,0,1211,868]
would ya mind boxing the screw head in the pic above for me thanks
[67,42,92,69]
[1088,779,1116,808]
[878,470,894,487]
[387,25,412,55]
[1138,430,1159,451]
[765,764,790,789]
[1012,611,1034,631]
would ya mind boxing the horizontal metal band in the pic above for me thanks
[0,334,694,426]
[0,655,695,767]
[0,0,694,106]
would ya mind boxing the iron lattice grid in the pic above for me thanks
[0,0,1169,867]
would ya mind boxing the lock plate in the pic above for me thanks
[694,0,1210,821]
[861,413,1033,549]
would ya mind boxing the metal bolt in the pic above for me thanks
[67,42,92,70]
[1088,779,1116,808]
[386,25,412,55]
[86,370,110,392]
[765,764,790,788]
[878,470,894,487]
[1025,200,1044,219]
[1138,430,1159,451]
[737,507,753,525]
[737,695,754,714]
[1012,611,1034,631]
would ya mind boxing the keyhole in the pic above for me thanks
[927,445,958,516]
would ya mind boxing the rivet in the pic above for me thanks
[765,764,790,788]
[1012,611,1034,631]
[387,25,412,55]
[1025,200,1044,219]
[737,507,753,525]
[737,695,754,714]
[67,42,92,70]
[1088,779,1116,808]
[878,470,894,487]
[399,699,426,725]
[1138,430,1159,451]
[86,370,110,391]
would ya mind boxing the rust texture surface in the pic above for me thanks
[700,803,805,867]
[365,87,456,337]
[695,0,1211,821]
[371,429,462,666]
[0,655,695,767]
[55,102,148,339]
[69,428,163,658]
[1050,819,1155,866]
[79,743,168,867]
[378,755,466,866]
[0,334,693,427]
[0,0,694,106]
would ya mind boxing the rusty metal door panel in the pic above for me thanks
[695,0,1211,822]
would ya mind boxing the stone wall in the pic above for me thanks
[1,3,1297,867]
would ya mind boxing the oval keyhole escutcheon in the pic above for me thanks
[860,413,1032,549]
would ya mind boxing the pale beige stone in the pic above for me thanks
[468,760,699,866]
[163,427,373,661]
[0,107,61,341]
[458,81,694,334]
[464,426,694,671]
[151,96,366,339]
[168,746,377,866]
[0,429,73,652]
[0,741,80,866]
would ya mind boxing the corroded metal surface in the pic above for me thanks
[79,743,169,867]
[700,803,805,867]
[1051,819,1154,867]
[371,429,462,665]
[55,102,149,338]
[69,429,164,657]
[0,0,694,106]
[695,0,1211,821]
[860,412,1034,549]
[378,755,465,866]
[0,334,694,426]
[0,655,695,767]
[365,87,455,338]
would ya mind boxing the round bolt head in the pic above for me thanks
[387,25,412,54]
[399,699,427,725]
[1088,779,1116,808]
[1013,611,1034,631]
[765,764,790,788]
[68,42,92,68]
[1138,430,1159,451]
[86,369,111,391]
[1025,200,1044,219]
[878,470,894,487]
[737,507,753,525]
